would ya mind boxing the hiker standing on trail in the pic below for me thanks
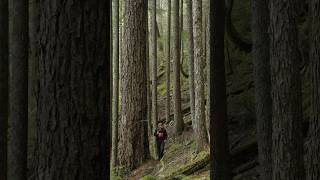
[154,122,168,160]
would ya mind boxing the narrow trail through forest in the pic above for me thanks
[126,118,211,180]
[128,160,160,180]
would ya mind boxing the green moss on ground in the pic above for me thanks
[147,139,210,180]
[140,175,158,180]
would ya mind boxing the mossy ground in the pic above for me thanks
[124,122,210,180]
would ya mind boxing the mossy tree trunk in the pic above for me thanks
[0,0,8,179]
[210,0,231,179]
[193,0,208,151]
[34,0,110,179]
[270,0,305,179]
[8,0,29,179]
[118,0,150,173]
[252,0,272,179]
[306,0,320,179]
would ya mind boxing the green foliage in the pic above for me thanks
[140,175,157,180]
[110,174,122,180]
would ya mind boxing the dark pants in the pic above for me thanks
[156,140,165,160]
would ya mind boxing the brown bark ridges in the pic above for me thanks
[8,0,29,179]
[34,0,110,179]
[306,0,320,179]
[187,0,195,123]
[252,0,272,179]
[270,0,305,179]
[151,0,158,136]
[112,0,120,168]
[118,0,150,173]
[173,0,184,134]
[193,0,208,152]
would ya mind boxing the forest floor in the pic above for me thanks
[127,115,210,180]
[123,109,260,180]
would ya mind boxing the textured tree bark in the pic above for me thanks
[193,0,208,152]
[0,0,8,179]
[205,1,210,142]
[166,0,172,124]
[112,0,120,168]
[151,0,158,134]
[173,0,184,134]
[251,0,272,180]
[107,1,112,177]
[118,0,150,173]
[29,0,40,96]
[180,0,184,78]
[187,0,195,122]
[7,0,29,179]
[210,0,231,179]
[151,0,158,157]
[147,10,153,135]
[270,0,305,179]
[34,0,110,179]
[28,0,40,174]
[306,0,320,179]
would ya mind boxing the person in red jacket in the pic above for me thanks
[154,122,168,160]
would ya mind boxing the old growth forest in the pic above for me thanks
[0,0,319,179]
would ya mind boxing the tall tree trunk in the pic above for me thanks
[210,0,231,179]
[306,0,320,179]
[0,0,8,179]
[146,0,152,135]
[187,0,195,122]
[28,0,40,174]
[270,0,305,179]
[118,0,150,173]
[112,0,120,168]
[205,0,210,142]
[151,0,158,157]
[34,0,110,179]
[252,0,272,179]
[108,1,112,176]
[8,0,29,179]
[147,14,152,135]
[180,0,184,78]
[193,0,208,151]
[166,0,172,123]
[28,0,39,101]
[151,0,158,133]
[173,0,184,134]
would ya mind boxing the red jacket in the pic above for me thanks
[154,128,167,141]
